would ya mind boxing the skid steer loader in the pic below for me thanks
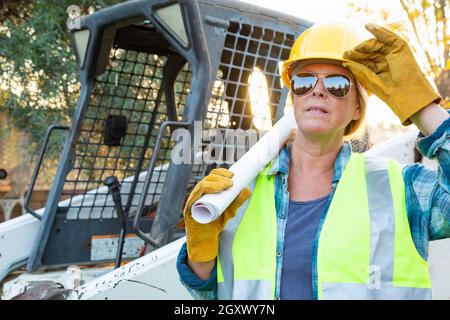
[1,0,449,300]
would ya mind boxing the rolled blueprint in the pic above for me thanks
[191,109,297,223]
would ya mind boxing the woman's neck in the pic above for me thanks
[290,130,344,175]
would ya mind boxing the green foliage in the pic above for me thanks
[0,0,123,163]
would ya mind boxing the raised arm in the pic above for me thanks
[410,102,450,137]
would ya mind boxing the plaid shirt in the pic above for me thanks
[176,113,450,300]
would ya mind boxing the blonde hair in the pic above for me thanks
[343,79,368,140]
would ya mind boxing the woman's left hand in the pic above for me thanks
[342,23,441,125]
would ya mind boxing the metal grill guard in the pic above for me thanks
[26,0,311,271]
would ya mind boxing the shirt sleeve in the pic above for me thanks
[403,111,450,257]
[176,242,218,299]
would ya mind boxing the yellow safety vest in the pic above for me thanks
[217,153,432,299]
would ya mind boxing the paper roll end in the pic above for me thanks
[191,204,215,224]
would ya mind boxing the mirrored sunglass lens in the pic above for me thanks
[323,75,351,97]
[291,74,316,96]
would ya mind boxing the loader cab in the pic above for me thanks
[24,0,311,272]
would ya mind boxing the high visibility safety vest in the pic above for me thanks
[217,153,432,300]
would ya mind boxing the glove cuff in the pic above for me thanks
[397,93,441,126]
[186,233,219,263]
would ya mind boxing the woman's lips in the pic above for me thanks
[306,106,328,114]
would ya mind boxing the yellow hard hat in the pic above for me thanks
[282,22,369,89]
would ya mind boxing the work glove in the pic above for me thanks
[342,23,441,125]
[183,168,251,262]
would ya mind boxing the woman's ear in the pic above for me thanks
[352,103,361,121]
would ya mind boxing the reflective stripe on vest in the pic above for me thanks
[217,153,432,300]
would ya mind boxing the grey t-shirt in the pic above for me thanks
[280,194,330,300]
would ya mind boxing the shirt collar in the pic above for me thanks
[266,142,353,183]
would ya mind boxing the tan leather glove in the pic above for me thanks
[183,168,251,262]
[342,23,441,125]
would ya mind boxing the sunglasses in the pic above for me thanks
[290,72,353,98]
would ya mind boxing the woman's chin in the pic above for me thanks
[298,123,333,136]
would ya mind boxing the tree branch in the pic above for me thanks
[433,2,441,67]
[441,0,449,68]
[399,0,440,78]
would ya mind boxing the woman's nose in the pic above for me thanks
[312,78,326,97]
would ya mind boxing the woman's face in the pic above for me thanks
[292,63,361,137]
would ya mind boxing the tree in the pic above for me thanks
[0,0,122,187]
[348,0,450,107]
[0,1,122,156]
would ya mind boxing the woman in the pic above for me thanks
[176,22,450,300]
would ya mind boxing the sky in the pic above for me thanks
[239,0,407,128]
[239,0,399,25]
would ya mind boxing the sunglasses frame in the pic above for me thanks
[290,71,354,99]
